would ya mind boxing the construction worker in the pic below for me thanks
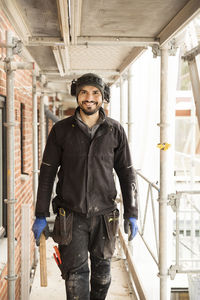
[32,73,138,300]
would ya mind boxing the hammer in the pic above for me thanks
[39,233,48,287]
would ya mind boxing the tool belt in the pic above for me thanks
[51,207,73,245]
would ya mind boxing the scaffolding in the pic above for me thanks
[0,5,200,300]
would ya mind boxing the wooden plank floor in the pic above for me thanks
[30,238,137,300]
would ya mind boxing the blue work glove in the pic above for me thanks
[124,217,138,241]
[32,217,49,246]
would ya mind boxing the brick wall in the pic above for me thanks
[0,10,37,300]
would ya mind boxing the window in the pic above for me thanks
[0,96,7,237]
[195,230,200,237]
[186,230,191,237]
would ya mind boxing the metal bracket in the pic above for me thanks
[168,265,180,280]
[182,43,200,62]
[151,44,161,58]
[5,274,18,281]
[157,272,169,279]
[32,86,37,93]
[122,72,128,81]
[168,38,178,56]
[3,122,16,127]
[12,37,23,55]
[167,193,180,212]
[4,198,17,204]
[157,122,170,128]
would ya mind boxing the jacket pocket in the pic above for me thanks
[104,208,119,240]
[52,211,73,245]
[102,208,119,258]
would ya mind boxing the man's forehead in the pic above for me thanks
[80,85,100,91]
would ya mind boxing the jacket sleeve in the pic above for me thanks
[35,125,62,217]
[114,126,138,219]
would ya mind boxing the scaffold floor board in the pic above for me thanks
[30,238,136,300]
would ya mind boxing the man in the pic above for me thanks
[32,73,138,300]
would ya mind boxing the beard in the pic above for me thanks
[79,101,102,115]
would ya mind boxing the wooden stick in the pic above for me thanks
[39,233,48,287]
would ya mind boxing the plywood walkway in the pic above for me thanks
[30,238,137,300]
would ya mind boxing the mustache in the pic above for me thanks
[82,100,97,104]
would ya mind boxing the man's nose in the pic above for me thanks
[86,93,94,101]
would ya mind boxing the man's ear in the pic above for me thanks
[71,80,77,96]
[104,84,110,102]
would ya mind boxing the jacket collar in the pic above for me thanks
[72,107,112,138]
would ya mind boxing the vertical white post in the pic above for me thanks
[128,65,134,154]
[32,71,38,205]
[159,47,170,300]
[21,204,30,300]
[32,71,39,267]
[6,30,16,300]
[40,93,46,162]
[187,59,200,128]
[120,75,126,129]
[52,95,56,114]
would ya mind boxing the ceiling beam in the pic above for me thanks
[70,69,119,76]
[42,69,119,78]
[113,47,147,83]
[52,45,70,76]
[118,47,147,74]
[182,43,200,61]
[70,0,82,45]
[77,36,159,46]
[60,46,71,73]
[27,37,64,46]
[158,0,200,46]
[52,46,65,76]
[56,0,70,45]
[0,0,31,42]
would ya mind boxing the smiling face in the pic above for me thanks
[77,85,103,115]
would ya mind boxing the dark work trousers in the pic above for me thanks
[58,210,119,300]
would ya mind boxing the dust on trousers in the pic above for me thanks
[52,208,119,300]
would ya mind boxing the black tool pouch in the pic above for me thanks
[52,211,73,245]
[104,208,119,239]
[103,208,119,258]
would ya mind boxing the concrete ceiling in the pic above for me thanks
[0,0,200,101]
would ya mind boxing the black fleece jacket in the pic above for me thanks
[35,107,138,219]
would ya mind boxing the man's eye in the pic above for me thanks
[94,91,100,95]
[80,90,86,94]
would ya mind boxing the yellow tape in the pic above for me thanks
[59,207,65,216]
[157,143,171,151]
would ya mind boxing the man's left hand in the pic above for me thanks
[124,217,138,241]
[32,217,49,246]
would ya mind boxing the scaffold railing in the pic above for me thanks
[168,190,200,279]
[118,168,200,291]
[135,169,160,266]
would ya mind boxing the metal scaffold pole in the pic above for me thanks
[40,93,46,161]
[5,30,17,300]
[128,65,134,153]
[32,70,39,267]
[159,47,170,300]
[32,71,38,204]
[120,75,126,129]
